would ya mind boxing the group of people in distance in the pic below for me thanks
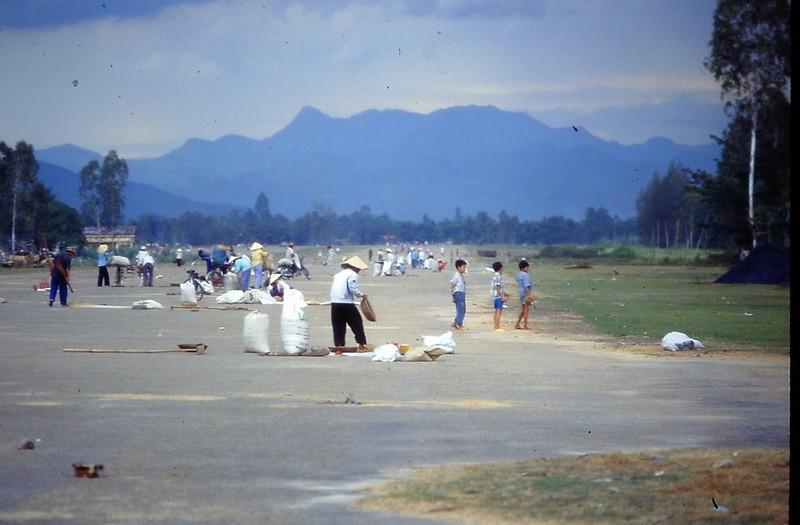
[54,239,534,350]
[332,250,536,352]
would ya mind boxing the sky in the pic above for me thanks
[1,0,729,159]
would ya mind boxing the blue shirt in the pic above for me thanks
[516,270,532,297]
[97,251,111,267]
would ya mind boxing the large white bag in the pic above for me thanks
[243,311,270,354]
[224,272,239,291]
[372,343,401,362]
[661,331,704,351]
[180,280,198,304]
[421,331,456,354]
[107,255,131,266]
[216,290,246,304]
[280,289,309,355]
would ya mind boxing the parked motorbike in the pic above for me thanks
[277,256,310,280]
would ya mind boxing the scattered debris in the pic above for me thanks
[18,440,35,450]
[713,458,735,469]
[262,346,330,357]
[72,463,103,478]
[344,394,362,405]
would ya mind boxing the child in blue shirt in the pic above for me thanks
[515,260,533,330]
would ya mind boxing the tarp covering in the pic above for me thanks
[714,245,790,285]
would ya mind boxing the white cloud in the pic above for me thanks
[0,0,727,158]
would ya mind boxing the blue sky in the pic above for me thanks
[1,0,728,159]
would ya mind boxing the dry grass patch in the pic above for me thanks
[358,447,789,525]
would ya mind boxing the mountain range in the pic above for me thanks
[36,105,720,222]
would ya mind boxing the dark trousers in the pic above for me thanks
[331,303,366,347]
[98,266,110,286]
[49,275,68,305]
[142,263,154,286]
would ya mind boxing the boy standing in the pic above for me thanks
[491,261,509,332]
[450,259,468,330]
[515,260,533,330]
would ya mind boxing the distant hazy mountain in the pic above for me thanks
[38,105,719,221]
[36,147,245,219]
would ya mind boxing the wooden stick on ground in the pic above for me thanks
[64,344,206,355]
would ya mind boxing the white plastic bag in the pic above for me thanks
[107,255,131,266]
[180,280,198,304]
[660,331,705,351]
[224,272,238,291]
[372,343,401,362]
[280,289,309,354]
[132,299,163,309]
[243,311,270,354]
[200,280,214,294]
[421,331,456,354]
[249,289,278,304]
[216,290,246,304]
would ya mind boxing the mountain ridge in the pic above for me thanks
[36,105,719,222]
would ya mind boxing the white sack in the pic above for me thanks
[249,289,278,304]
[421,331,456,354]
[200,280,214,294]
[661,331,705,351]
[108,255,131,266]
[372,343,401,362]
[216,290,246,304]
[224,272,239,291]
[180,280,198,304]
[280,289,309,354]
[243,311,270,354]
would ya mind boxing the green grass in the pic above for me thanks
[532,261,789,353]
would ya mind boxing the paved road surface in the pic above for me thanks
[0,258,789,524]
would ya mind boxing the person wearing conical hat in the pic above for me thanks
[96,244,112,287]
[330,255,370,350]
[267,272,287,300]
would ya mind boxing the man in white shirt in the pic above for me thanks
[330,255,370,350]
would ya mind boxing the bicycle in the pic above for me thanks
[206,261,231,289]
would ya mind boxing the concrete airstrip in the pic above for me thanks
[0,256,789,524]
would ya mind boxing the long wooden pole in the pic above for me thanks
[64,345,206,355]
